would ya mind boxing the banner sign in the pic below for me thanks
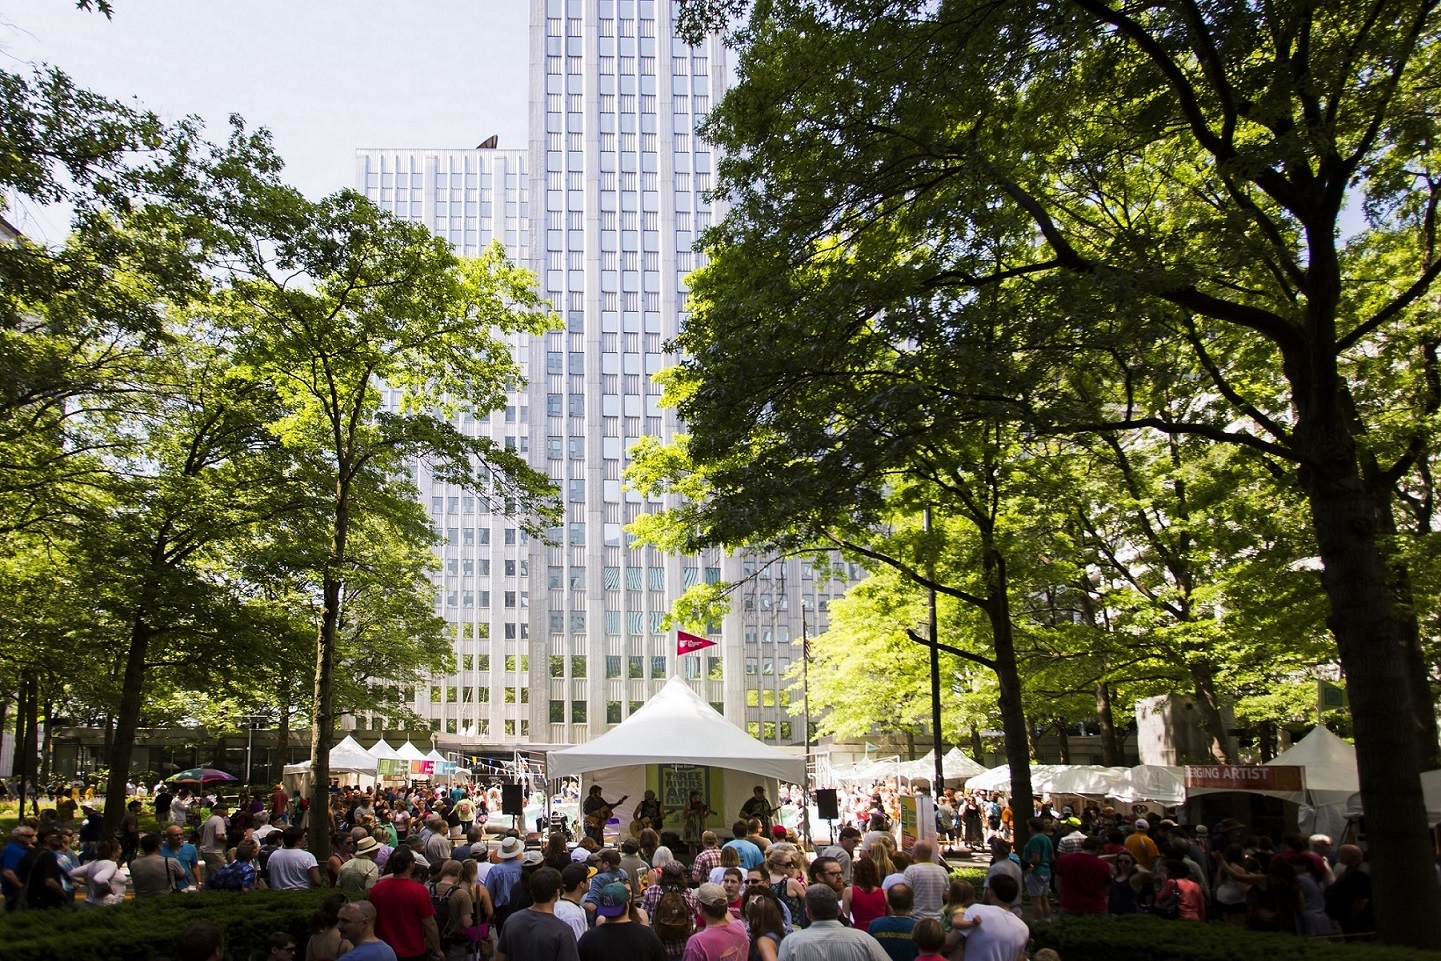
[1184,764,1304,792]
[677,631,716,655]
[377,758,409,776]
[659,763,710,811]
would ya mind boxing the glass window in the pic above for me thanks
[607,701,622,724]
[550,700,565,723]
[571,655,587,678]
[548,566,564,590]
[747,721,761,738]
[550,655,565,677]
[572,700,587,723]
[707,656,722,680]
[651,655,666,678]
[780,722,793,740]
[628,655,644,679]
[606,655,621,678]
[746,690,759,707]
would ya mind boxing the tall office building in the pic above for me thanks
[354,0,859,752]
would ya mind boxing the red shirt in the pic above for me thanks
[1053,852,1111,914]
[368,876,435,957]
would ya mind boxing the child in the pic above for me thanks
[912,917,947,961]
[263,931,296,960]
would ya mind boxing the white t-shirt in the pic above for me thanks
[267,847,319,890]
[554,897,588,940]
[959,904,1030,961]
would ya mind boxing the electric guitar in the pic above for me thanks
[584,794,628,830]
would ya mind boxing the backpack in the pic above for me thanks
[429,881,461,940]
[204,860,250,892]
[652,884,694,942]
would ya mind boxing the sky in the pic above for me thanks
[0,0,532,241]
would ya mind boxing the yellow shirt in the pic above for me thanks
[1125,831,1160,870]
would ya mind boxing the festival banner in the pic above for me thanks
[1183,764,1304,792]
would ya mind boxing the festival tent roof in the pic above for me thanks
[547,675,806,782]
[280,735,378,777]
[964,763,1129,797]
[425,749,448,763]
[368,739,403,761]
[1344,769,1441,824]
[1108,765,1186,806]
[897,748,988,782]
[396,741,428,760]
[1264,725,1358,795]
[943,747,989,779]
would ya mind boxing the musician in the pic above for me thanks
[631,790,666,832]
[739,785,778,832]
[682,790,713,853]
[582,785,627,844]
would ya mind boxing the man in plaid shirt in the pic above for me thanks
[690,831,723,883]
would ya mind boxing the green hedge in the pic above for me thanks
[0,889,338,961]
[1028,914,1430,961]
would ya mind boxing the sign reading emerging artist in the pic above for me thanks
[1184,764,1304,792]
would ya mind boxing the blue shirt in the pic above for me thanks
[723,838,764,871]
[486,857,523,907]
[161,841,200,889]
[867,916,918,961]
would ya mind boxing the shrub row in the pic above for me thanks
[1027,914,1430,961]
[0,889,337,961]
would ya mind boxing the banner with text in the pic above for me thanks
[1184,764,1304,792]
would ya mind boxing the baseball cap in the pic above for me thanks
[570,847,593,862]
[596,881,632,918]
[697,882,728,907]
[1134,818,1149,830]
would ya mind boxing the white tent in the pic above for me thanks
[549,676,805,782]
[1344,769,1441,825]
[280,735,378,777]
[547,676,805,837]
[1108,765,1186,806]
[897,748,987,783]
[1259,727,1356,839]
[368,739,403,761]
[397,741,428,760]
[965,763,1128,797]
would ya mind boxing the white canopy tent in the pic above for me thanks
[1344,769,1441,825]
[397,741,428,760]
[281,735,380,794]
[548,676,805,838]
[368,739,403,761]
[896,748,988,783]
[1108,765,1186,807]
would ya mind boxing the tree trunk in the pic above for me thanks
[1295,406,1441,947]
[104,612,152,837]
[1094,681,1121,765]
[39,699,53,784]
[10,680,24,782]
[1187,660,1237,763]
[984,543,1034,850]
[309,480,351,869]
[1053,720,1071,764]
[274,704,291,787]
[970,723,983,760]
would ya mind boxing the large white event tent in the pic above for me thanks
[547,676,806,838]
[281,735,380,793]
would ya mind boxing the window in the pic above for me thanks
[571,655,587,678]
[607,701,622,724]
[651,655,666,678]
[606,655,622,678]
[747,721,761,738]
[780,722,793,740]
[629,655,644,679]
[745,658,757,675]
[550,700,565,723]
[550,655,565,677]
[746,690,759,707]
[572,701,587,723]
[708,657,722,680]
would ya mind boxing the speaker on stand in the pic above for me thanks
[815,788,839,844]
[502,782,524,833]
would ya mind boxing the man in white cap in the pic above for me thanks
[1124,819,1159,871]
[486,835,525,931]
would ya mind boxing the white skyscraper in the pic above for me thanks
[354,0,859,753]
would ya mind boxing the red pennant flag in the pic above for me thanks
[677,630,716,655]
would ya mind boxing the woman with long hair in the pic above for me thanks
[70,838,125,907]
[1211,844,1252,925]
[744,891,786,961]
[543,831,570,871]
[305,893,352,961]
[866,844,896,883]
[845,855,887,932]
[325,831,352,887]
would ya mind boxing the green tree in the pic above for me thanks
[217,182,560,863]
[672,0,1441,944]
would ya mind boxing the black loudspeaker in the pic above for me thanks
[815,788,839,820]
[501,783,524,816]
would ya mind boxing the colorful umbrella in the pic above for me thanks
[167,767,238,785]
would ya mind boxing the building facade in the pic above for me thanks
[353,0,858,753]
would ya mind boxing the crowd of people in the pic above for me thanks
[2,774,1392,958]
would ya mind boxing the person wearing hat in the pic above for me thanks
[1124,819,1160,871]
[339,835,383,892]
[684,882,748,961]
[578,881,666,960]
[198,800,230,878]
[486,835,526,931]
[583,848,629,921]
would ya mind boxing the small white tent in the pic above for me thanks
[397,741,428,760]
[547,676,805,837]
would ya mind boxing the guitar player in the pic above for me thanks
[631,790,667,835]
[738,785,781,833]
[582,785,628,843]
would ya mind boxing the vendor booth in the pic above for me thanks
[547,676,806,842]
[281,734,380,797]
